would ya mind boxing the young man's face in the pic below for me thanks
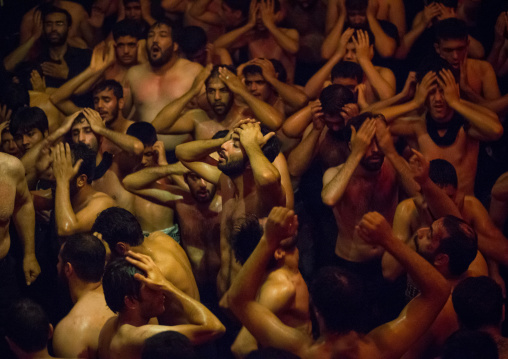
[185,172,216,203]
[115,35,138,66]
[206,78,233,116]
[14,128,46,152]
[2,131,22,157]
[125,1,142,20]
[427,84,453,122]
[43,12,69,46]
[71,119,99,153]
[434,38,468,69]
[244,73,272,103]
[147,24,176,67]
[93,88,122,125]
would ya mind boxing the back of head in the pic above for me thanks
[127,122,157,146]
[141,331,197,359]
[416,55,458,83]
[40,5,72,26]
[434,18,468,43]
[112,19,142,41]
[245,347,301,359]
[70,142,96,183]
[452,276,503,330]
[231,214,264,265]
[309,267,368,334]
[319,85,356,116]
[331,61,364,83]
[92,79,124,100]
[429,159,458,189]
[9,106,48,136]
[178,26,207,58]
[61,234,106,283]
[441,330,499,359]
[92,207,144,252]
[5,298,50,353]
[103,257,145,313]
[206,65,236,87]
[438,216,478,276]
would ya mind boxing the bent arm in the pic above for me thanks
[321,153,361,207]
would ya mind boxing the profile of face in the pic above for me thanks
[415,219,448,263]
[138,284,166,319]
[218,134,246,178]
[146,24,176,68]
[435,38,468,69]
[93,88,122,125]
[244,73,272,102]
[140,145,156,169]
[125,1,142,20]
[186,172,216,203]
[43,12,69,46]
[2,131,22,157]
[71,118,99,153]
[426,84,452,122]
[347,9,367,27]
[14,128,47,152]
[115,35,138,66]
[206,78,233,116]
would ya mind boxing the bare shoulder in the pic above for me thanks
[91,191,117,207]
[62,0,87,14]
[176,58,203,74]
[0,153,24,176]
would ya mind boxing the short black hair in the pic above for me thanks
[141,331,197,359]
[437,216,478,276]
[178,26,207,58]
[112,19,142,40]
[60,234,106,283]
[452,276,503,330]
[416,55,458,83]
[92,207,144,252]
[309,267,369,334]
[245,347,301,359]
[103,257,145,313]
[434,18,468,43]
[40,5,72,27]
[231,214,264,265]
[9,106,48,136]
[429,159,458,189]
[441,329,498,359]
[5,298,50,353]
[127,122,157,146]
[205,65,236,87]
[92,80,124,100]
[427,0,458,9]
[242,64,263,77]
[149,19,176,41]
[260,125,281,163]
[331,61,364,83]
[319,85,356,116]
[70,142,96,183]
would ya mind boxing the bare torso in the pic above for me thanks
[0,158,17,260]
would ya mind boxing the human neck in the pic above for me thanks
[71,185,96,208]
[150,55,178,75]
[49,43,68,60]
[118,309,150,327]
[69,278,102,304]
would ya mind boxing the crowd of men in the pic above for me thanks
[1,0,508,357]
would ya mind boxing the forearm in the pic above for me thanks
[321,16,345,59]
[385,152,420,197]
[95,127,144,155]
[13,198,36,258]
[282,105,312,138]
[123,164,184,190]
[322,153,361,206]
[451,100,503,141]
[244,144,281,187]
[367,15,397,57]
[214,25,251,50]
[55,182,79,237]
[265,25,299,54]
[268,79,308,109]
[420,178,462,219]
[152,90,197,133]
[487,39,505,70]
[239,91,283,130]
[378,99,419,123]
[3,36,37,72]
[304,54,342,99]
[175,138,224,161]
[50,67,98,105]
[287,128,321,177]
[358,59,395,100]
[362,91,407,113]
[394,23,426,59]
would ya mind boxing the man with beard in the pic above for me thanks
[52,141,116,237]
[213,0,299,83]
[123,166,221,303]
[52,234,114,359]
[152,64,284,139]
[175,120,285,298]
[122,19,203,149]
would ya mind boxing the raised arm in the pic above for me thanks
[126,251,225,345]
[321,118,376,206]
[4,10,42,72]
[357,212,450,359]
[365,0,396,58]
[322,0,347,59]
[219,67,284,130]
[213,0,257,50]
[83,108,143,155]
[11,156,40,285]
[259,0,299,55]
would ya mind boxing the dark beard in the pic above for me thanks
[218,158,245,178]
[148,46,173,68]
[44,30,68,47]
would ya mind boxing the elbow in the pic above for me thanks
[376,43,397,58]
[259,171,281,188]
[133,140,144,156]
[492,123,504,141]
[321,193,336,207]
[321,47,332,60]
[57,225,74,238]
[174,145,186,161]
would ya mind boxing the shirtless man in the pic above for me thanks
[488,11,508,79]
[9,106,49,156]
[92,207,200,320]
[20,0,102,50]
[122,167,221,297]
[53,234,114,359]
[175,121,286,297]
[122,19,203,149]
[313,28,395,103]
[323,0,398,59]
[52,142,116,237]
[98,252,224,359]
[228,207,450,359]
[378,65,503,194]
[229,214,310,357]
[213,0,299,83]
